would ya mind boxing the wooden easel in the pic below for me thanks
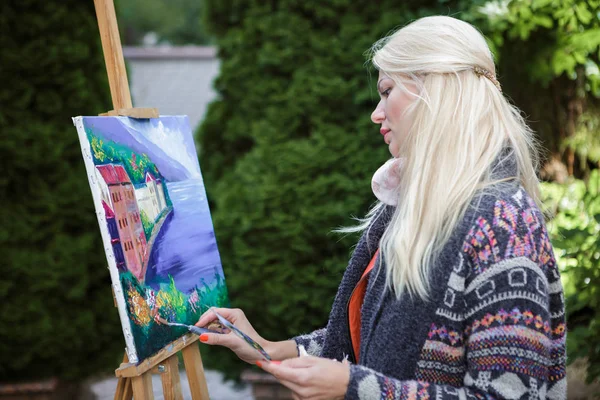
[92,0,210,398]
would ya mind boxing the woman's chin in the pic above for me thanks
[388,146,400,158]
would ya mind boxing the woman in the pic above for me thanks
[196,16,566,400]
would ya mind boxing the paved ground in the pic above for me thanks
[89,369,254,400]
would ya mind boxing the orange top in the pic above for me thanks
[348,249,379,363]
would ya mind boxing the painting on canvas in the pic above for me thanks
[73,116,228,363]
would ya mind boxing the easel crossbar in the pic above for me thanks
[116,334,199,378]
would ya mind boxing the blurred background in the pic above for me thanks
[1,0,599,399]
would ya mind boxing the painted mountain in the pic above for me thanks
[73,116,228,363]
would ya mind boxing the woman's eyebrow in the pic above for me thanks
[377,78,389,93]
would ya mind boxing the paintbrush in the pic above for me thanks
[155,312,272,361]
[155,315,224,335]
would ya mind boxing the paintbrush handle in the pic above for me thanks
[164,320,221,335]
[189,325,220,335]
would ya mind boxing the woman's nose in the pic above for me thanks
[371,102,385,124]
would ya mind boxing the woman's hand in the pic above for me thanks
[258,356,350,400]
[196,307,298,364]
[195,307,269,364]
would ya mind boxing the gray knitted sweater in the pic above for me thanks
[294,160,566,399]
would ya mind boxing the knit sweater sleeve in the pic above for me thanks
[292,328,327,357]
[344,195,567,399]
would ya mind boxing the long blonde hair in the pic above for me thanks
[346,16,541,300]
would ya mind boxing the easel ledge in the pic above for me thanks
[100,108,159,118]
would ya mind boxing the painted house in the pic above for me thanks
[134,185,158,222]
[96,164,148,282]
[134,171,168,222]
[154,174,167,211]
[102,200,126,271]
[114,165,148,273]
[95,168,112,209]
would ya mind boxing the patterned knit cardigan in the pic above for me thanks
[294,171,566,399]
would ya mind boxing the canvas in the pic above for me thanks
[73,116,229,363]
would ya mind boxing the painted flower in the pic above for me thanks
[188,291,200,313]
[128,286,151,326]
[145,289,156,309]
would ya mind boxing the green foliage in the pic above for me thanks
[117,0,212,45]
[469,0,600,94]
[140,210,154,241]
[0,0,124,381]
[463,0,600,160]
[562,105,600,174]
[541,171,600,382]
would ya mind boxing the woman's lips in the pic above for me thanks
[380,128,392,144]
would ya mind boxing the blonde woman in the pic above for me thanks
[196,16,566,400]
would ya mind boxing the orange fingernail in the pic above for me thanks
[255,361,262,368]
[199,334,208,342]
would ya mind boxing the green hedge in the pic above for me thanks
[197,0,463,378]
[198,0,600,380]
[0,0,123,381]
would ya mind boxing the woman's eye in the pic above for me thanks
[381,88,391,97]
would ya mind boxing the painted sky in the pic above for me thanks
[82,116,201,182]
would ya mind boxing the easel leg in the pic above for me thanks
[115,353,133,400]
[160,355,183,400]
[131,372,154,400]
[182,343,210,400]
[114,377,133,400]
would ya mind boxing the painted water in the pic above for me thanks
[145,179,222,292]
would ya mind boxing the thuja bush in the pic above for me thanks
[197,0,464,378]
[0,0,123,380]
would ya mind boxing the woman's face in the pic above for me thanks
[371,72,418,157]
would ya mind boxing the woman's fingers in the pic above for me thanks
[199,332,237,348]
[281,356,317,368]
[195,307,241,327]
[258,361,307,385]
[258,363,311,398]
[195,313,216,328]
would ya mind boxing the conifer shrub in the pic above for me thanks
[0,0,124,380]
[197,0,435,377]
